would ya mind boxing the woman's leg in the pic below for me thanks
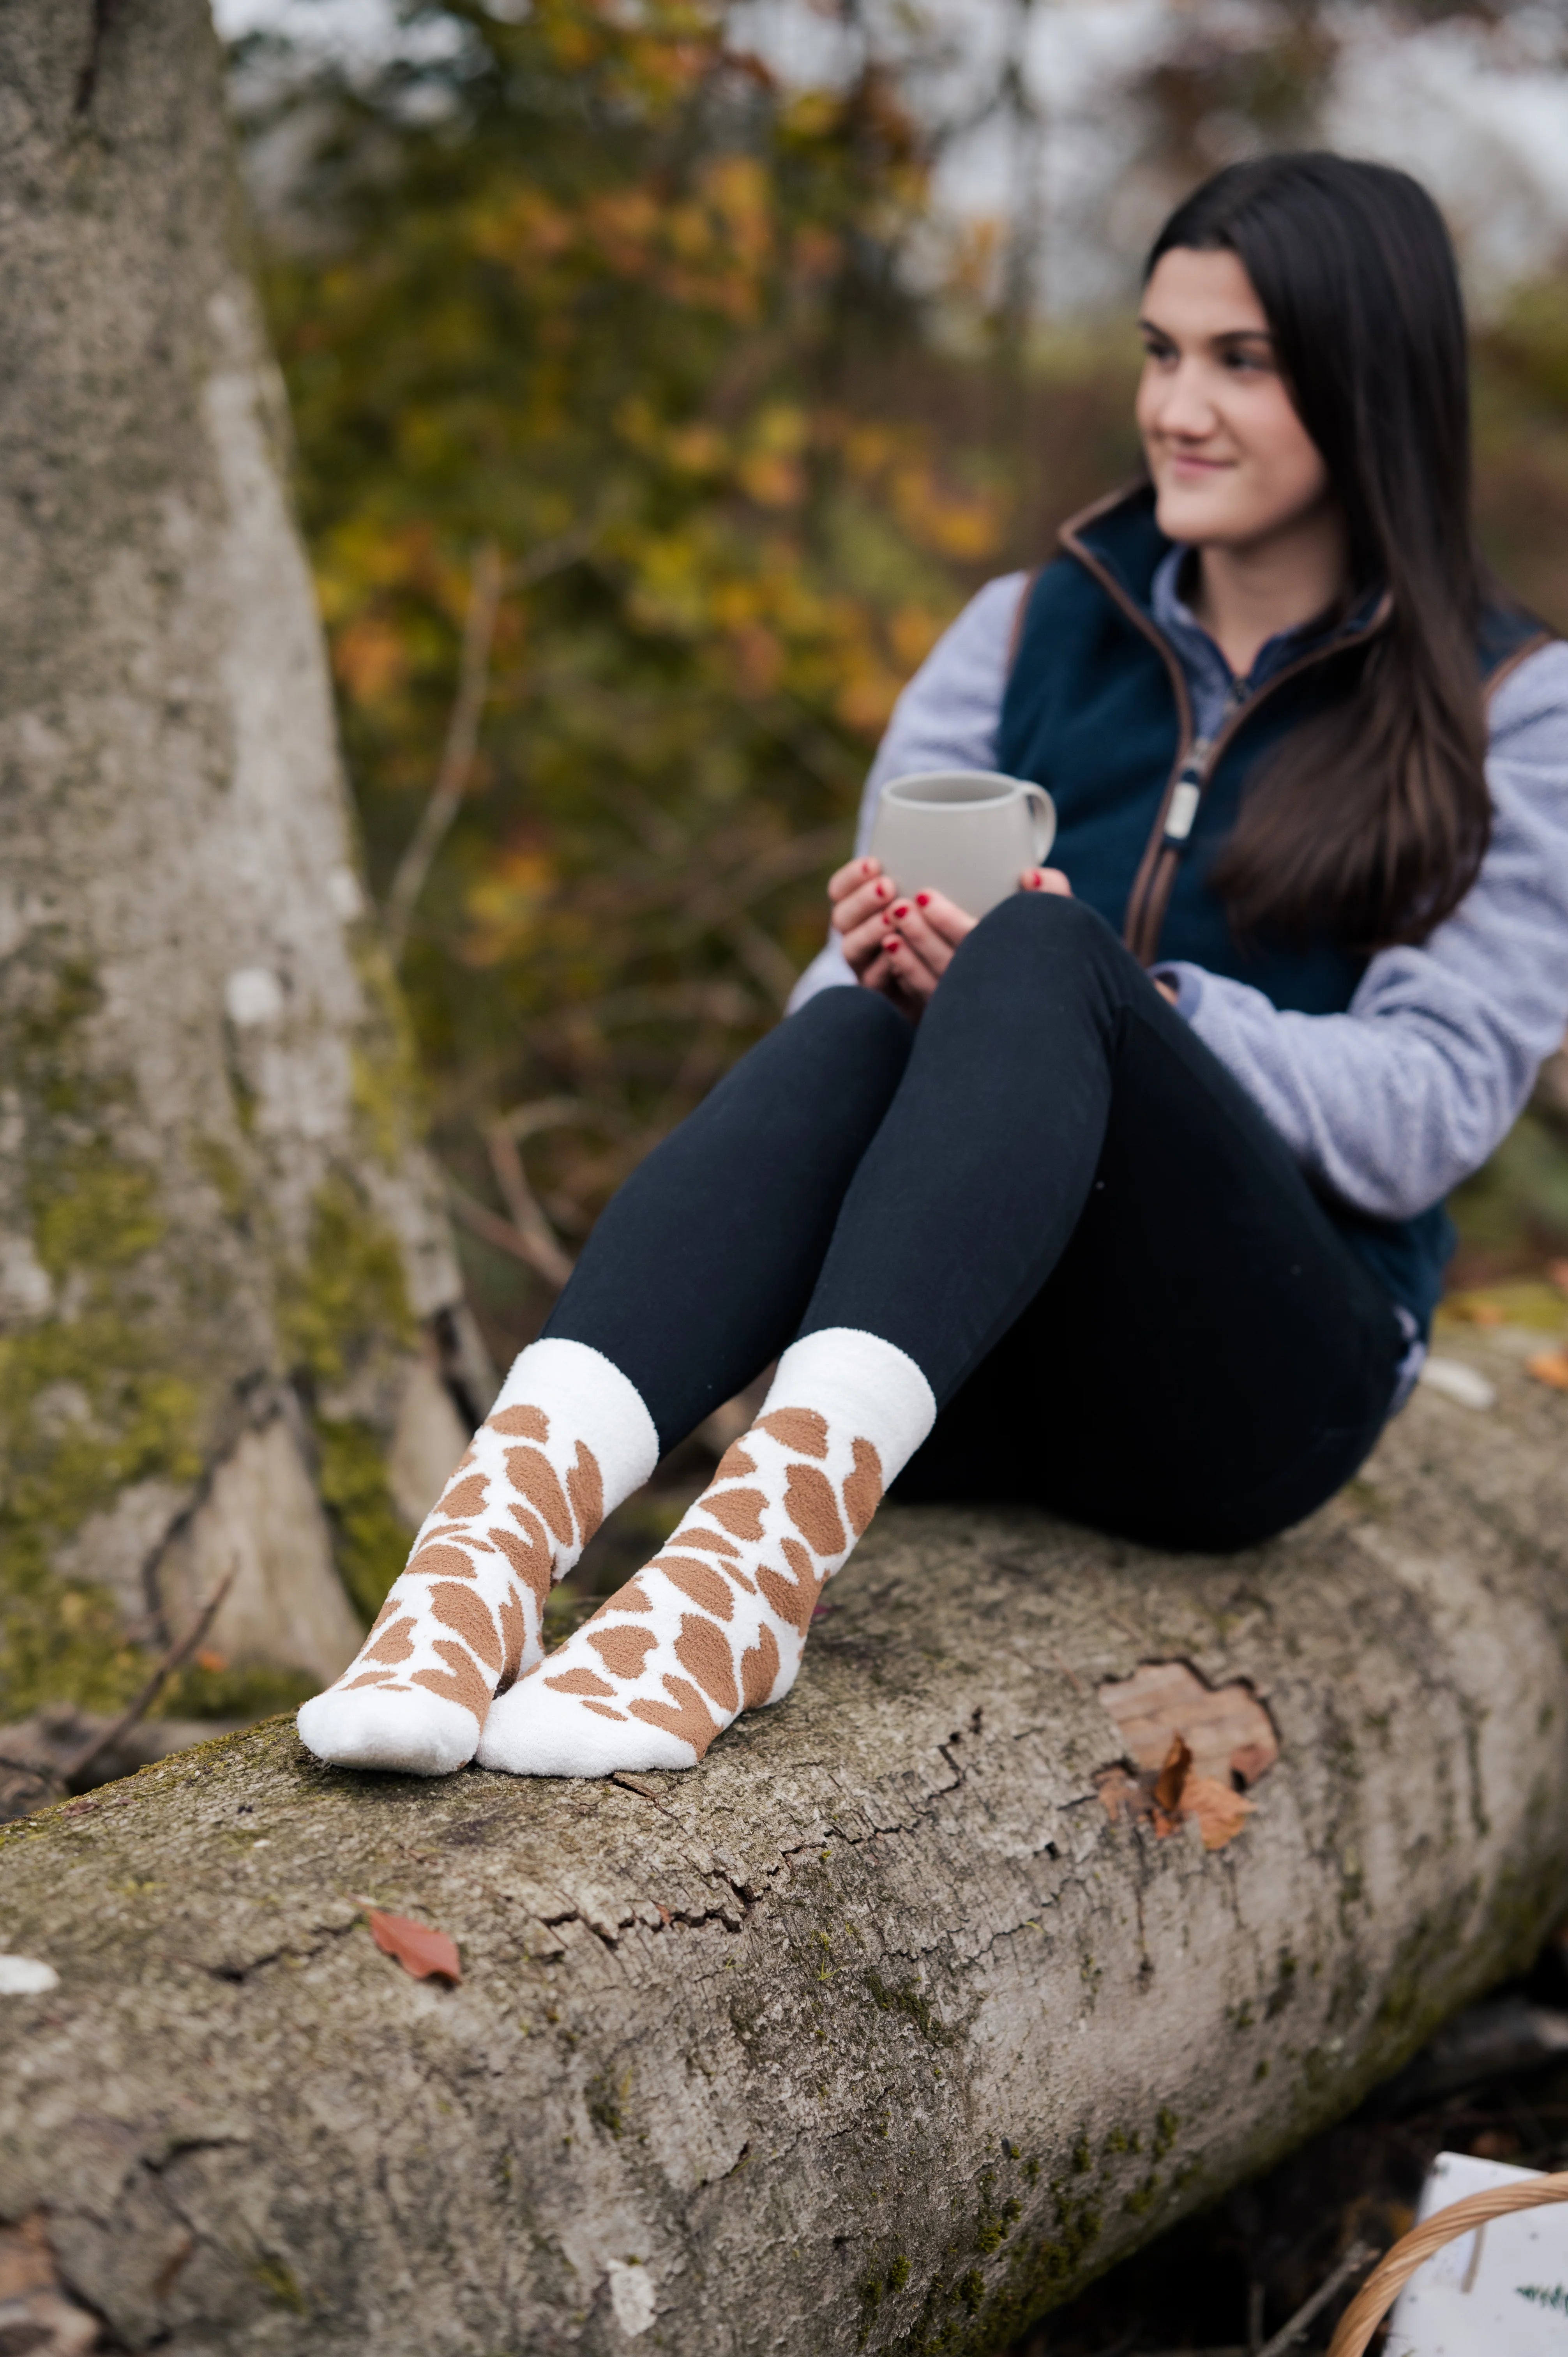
[481,894,1404,1777]
[297,988,916,1774]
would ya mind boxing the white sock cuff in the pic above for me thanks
[764,1327,936,1488]
[493,1338,660,1507]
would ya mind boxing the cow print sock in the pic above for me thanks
[475,1329,936,1777]
[297,1339,659,1776]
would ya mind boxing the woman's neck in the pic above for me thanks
[1187,504,1352,684]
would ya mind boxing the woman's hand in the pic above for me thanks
[879,868,1073,1009]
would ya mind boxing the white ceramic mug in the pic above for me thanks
[869,770,1057,919]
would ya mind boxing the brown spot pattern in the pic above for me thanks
[756,1406,828,1458]
[431,1582,502,1672]
[414,1642,491,1719]
[590,1578,654,1618]
[546,1666,618,1697]
[369,1597,402,1634]
[674,1613,738,1713]
[705,1487,766,1541]
[493,1405,549,1440]
[404,1541,480,1583]
[583,1701,629,1722]
[497,1588,527,1687]
[666,1525,742,1559]
[651,1558,735,1621]
[366,1616,417,1664]
[426,1525,494,1552]
[741,1622,780,1708]
[629,1674,720,1758]
[344,1670,398,1689]
[567,1441,604,1544]
[784,1463,846,1556]
[493,1509,553,1606]
[588,1626,658,1679]
[436,1474,489,1519]
[842,1436,883,1537]
[758,1565,813,1637]
[713,1442,757,1482]
[506,1446,574,1546]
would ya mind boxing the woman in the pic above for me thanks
[300,152,1568,1783]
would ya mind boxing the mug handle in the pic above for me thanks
[1023,784,1057,869]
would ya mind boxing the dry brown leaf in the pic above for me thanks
[1526,1348,1568,1392]
[1153,1734,1191,1817]
[368,1910,462,1983]
[1182,1774,1257,1852]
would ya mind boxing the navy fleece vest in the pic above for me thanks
[996,486,1540,1334]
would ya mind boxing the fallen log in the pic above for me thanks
[3,1325,1567,2357]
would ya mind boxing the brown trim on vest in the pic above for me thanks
[1053,493,1398,963]
[1484,629,1554,708]
[1005,566,1043,676]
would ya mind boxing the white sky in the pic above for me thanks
[212,0,1568,314]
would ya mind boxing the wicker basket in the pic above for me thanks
[1325,2169,1568,2356]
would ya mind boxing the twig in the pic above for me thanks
[63,1565,239,1788]
[484,1121,576,1290]
[447,1178,576,1290]
[382,523,597,965]
[1259,2239,1375,2357]
[384,541,505,965]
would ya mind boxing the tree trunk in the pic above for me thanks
[2,1327,1564,2355]
[0,0,482,1721]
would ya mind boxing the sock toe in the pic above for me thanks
[476,1678,700,1777]
[297,1686,480,1777]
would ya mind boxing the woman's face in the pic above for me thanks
[1136,246,1334,554]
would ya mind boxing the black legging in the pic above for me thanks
[544,895,1405,1550]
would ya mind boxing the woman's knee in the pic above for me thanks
[952,889,1130,994]
[786,979,913,1087]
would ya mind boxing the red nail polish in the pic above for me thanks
[893,903,910,919]
[916,892,931,908]
[876,881,889,899]
[881,909,896,924]
[862,859,873,875]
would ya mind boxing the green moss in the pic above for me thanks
[0,1052,202,1714]
[158,1660,318,1719]
[279,1171,419,1625]
[864,1969,949,2044]
[316,1415,413,1620]
[279,1171,416,1390]
[251,2256,307,2313]
[1152,2106,1178,2159]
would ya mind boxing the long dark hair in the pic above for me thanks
[1146,153,1496,949]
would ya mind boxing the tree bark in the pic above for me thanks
[0,0,481,1717]
[2,1328,1565,2355]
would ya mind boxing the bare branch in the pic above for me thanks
[62,1564,239,1789]
[383,524,596,968]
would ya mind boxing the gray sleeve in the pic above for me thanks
[788,573,1028,1010]
[1154,640,1568,1221]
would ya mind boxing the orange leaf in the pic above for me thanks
[368,1910,462,1983]
[1526,1348,1568,1392]
[1183,1775,1257,1852]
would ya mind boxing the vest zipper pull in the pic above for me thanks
[1163,680,1248,847]
[1163,740,1208,845]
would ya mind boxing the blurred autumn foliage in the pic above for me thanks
[235,0,1568,1362]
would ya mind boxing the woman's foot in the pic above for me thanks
[476,1330,934,1776]
[296,1340,659,1775]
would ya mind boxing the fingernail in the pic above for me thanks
[892,903,910,919]
[876,881,889,899]
[862,860,874,875]
[1029,870,1042,889]
[916,892,931,908]
[881,909,896,924]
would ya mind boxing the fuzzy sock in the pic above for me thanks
[475,1329,936,1777]
[297,1339,659,1776]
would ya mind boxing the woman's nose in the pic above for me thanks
[1150,361,1218,439]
